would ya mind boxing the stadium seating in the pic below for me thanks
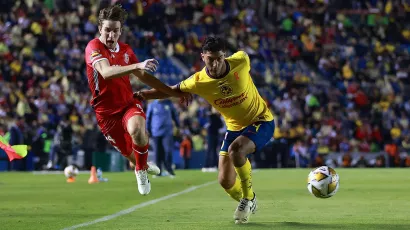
[0,0,409,170]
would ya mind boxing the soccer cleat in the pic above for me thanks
[251,193,257,214]
[135,169,151,195]
[233,193,257,224]
[146,162,160,175]
[168,170,176,178]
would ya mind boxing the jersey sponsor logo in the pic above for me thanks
[124,53,129,64]
[219,85,233,96]
[214,92,248,108]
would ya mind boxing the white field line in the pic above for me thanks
[61,180,217,230]
[61,169,259,229]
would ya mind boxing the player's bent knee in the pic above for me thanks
[129,127,143,139]
[228,142,244,159]
[127,116,146,136]
[218,174,235,189]
[129,128,147,144]
[127,120,146,143]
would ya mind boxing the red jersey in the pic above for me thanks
[85,38,139,116]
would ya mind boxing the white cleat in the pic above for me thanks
[234,193,257,224]
[135,169,151,195]
[146,162,160,175]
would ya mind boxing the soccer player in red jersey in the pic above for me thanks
[84,5,186,195]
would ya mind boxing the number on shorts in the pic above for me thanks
[104,134,121,153]
[105,134,116,144]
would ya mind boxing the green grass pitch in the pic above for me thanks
[0,169,409,230]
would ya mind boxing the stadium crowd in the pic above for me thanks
[0,0,410,171]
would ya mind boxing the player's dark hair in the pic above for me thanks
[98,4,128,27]
[202,36,226,53]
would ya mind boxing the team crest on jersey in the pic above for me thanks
[220,85,233,96]
[124,53,129,64]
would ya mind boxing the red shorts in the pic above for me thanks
[96,102,146,157]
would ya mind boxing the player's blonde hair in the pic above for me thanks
[98,4,128,27]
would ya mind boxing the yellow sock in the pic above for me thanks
[235,159,254,200]
[224,177,242,202]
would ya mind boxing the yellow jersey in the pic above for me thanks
[178,51,274,131]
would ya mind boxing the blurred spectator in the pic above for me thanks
[202,107,223,172]
[1,0,410,170]
[293,139,309,168]
[180,134,192,169]
[147,99,179,176]
[56,117,73,169]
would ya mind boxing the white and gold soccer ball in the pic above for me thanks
[64,165,79,178]
[307,166,339,198]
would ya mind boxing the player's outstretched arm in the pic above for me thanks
[131,70,184,98]
[94,59,158,80]
[134,86,192,106]
[135,85,179,100]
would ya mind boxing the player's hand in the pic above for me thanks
[138,59,159,72]
[179,92,193,106]
[133,91,145,101]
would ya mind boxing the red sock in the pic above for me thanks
[133,142,149,170]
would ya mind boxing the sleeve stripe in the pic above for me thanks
[92,58,108,69]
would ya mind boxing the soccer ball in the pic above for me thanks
[307,166,339,198]
[64,165,79,178]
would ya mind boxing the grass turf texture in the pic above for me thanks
[0,169,409,230]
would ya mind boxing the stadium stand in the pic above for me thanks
[0,0,409,171]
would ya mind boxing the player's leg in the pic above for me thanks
[123,104,159,195]
[218,154,242,202]
[230,121,275,224]
[123,104,160,175]
[152,136,163,175]
[126,115,149,169]
[162,134,175,176]
[103,125,150,195]
[97,114,139,170]
[124,114,158,195]
[218,131,243,202]
[229,135,256,200]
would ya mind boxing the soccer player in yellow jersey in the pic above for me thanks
[135,37,274,224]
